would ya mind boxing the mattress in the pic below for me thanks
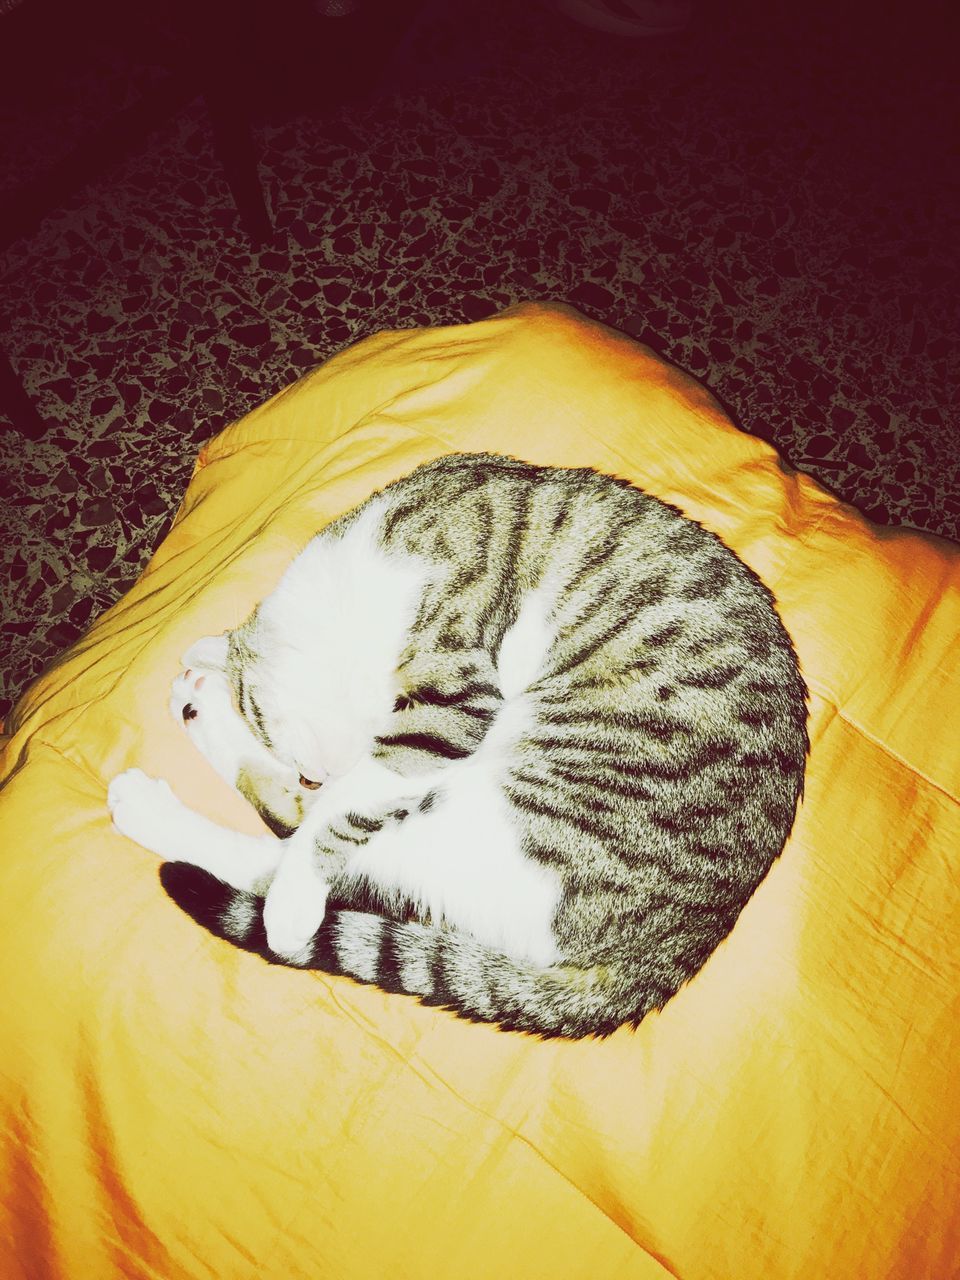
[1,302,958,1280]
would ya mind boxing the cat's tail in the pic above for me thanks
[159,863,664,1038]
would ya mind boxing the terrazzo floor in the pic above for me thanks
[1,0,958,721]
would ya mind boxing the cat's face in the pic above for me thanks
[225,516,429,786]
[228,628,394,786]
[226,572,409,787]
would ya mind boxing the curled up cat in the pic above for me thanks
[108,452,808,1038]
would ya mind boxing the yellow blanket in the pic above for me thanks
[2,304,958,1280]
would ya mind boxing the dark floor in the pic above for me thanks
[1,0,958,721]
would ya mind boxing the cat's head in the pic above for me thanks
[226,529,425,784]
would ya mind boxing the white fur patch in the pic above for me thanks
[334,912,385,983]
[253,503,429,780]
[394,926,436,995]
[498,587,554,699]
[262,838,330,959]
[346,696,561,967]
[223,894,259,939]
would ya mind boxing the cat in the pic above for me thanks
[108,452,808,1038]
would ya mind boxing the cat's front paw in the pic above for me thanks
[108,767,186,857]
[170,665,266,794]
[263,851,329,963]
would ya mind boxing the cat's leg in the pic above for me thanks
[171,666,259,790]
[108,768,283,893]
[261,757,447,959]
[172,632,262,790]
[108,633,288,889]
[261,838,332,963]
[172,664,309,837]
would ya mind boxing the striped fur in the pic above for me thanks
[161,453,808,1038]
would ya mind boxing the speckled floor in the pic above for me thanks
[1,0,958,721]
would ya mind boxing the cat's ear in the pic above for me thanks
[181,632,230,672]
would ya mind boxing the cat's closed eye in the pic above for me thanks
[299,775,322,790]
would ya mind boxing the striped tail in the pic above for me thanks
[158,863,662,1038]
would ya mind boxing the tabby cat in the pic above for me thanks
[108,452,808,1038]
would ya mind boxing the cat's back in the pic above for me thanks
[366,453,807,805]
[370,454,799,683]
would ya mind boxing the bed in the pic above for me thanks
[1,302,958,1280]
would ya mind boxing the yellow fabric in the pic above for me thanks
[1,303,958,1280]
